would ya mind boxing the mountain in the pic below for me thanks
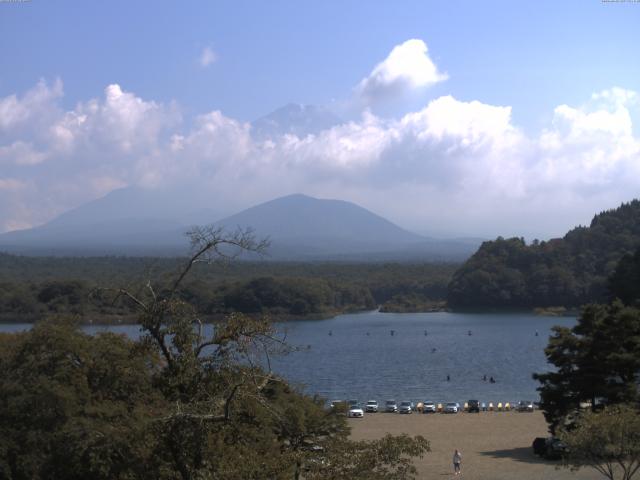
[215,193,421,256]
[0,191,480,260]
[0,186,225,256]
[251,103,342,139]
[447,200,640,309]
[40,186,221,228]
[214,194,479,260]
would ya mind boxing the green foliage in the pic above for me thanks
[609,246,640,307]
[305,434,430,480]
[558,404,640,480]
[0,228,431,479]
[448,200,640,309]
[0,319,163,480]
[0,254,457,321]
[534,301,640,432]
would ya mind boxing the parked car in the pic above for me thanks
[365,400,379,413]
[348,403,364,418]
[330,400,347,414]
[517,400,534,412]
[532,436,568,459]
[422,401,436,413]
[532,437,547,456]
[444,402,460,413]
[545,437,569,459]
[399,401,414,414]
[385,400,398,413]
[467,399,480,413]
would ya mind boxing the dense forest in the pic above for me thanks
[0,254,457,322]
[448,200,640,309]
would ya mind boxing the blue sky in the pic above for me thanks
[3,1,638,128]
[1,0,639,237]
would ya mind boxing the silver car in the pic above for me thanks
[444,402,460,413]
[399,401,414,414]
[385,400,398,413]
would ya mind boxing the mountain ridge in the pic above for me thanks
[0,191,480,260]
[447,199,640,308]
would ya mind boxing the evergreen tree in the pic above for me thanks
[534,301,640,432]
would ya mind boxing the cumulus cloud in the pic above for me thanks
[0,77,638,239]
[355,39,447,106]
[0,78,63,131]
[199,46,217,68]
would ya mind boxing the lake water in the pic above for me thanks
[1,311,574,406]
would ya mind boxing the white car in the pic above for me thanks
[385,400,398,413]
[399,401,414,414]
[365,400,378,412]
[348,404,364,418]
[444,402,460,413]
[422,401,436,413]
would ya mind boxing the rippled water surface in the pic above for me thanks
[2,311,575,405]
[270,311,575,405]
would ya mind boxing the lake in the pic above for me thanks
[1,311,574,406]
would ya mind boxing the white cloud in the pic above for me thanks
[0,141,47,166]
[0,77,638,239]
[356,39,447,106]
[536,87,640,196]
[0,78,63,131]
[199,46,217,68]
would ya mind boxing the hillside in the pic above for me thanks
[447,200,640,309]
[215,193,423,253]
[0,186,222,255]
[0,192,479,260]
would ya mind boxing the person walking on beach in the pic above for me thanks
[453,449,462,475]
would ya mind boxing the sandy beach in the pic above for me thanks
[348,411,601,480]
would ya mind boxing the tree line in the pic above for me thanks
[448,200,640,309]
[0,255,457,321]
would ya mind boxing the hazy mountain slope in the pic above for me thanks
[447,200,640,309]
[0,191,479,260]
[251,103,342,139]
[0,186,224,255]
[214,194,480,260]
[217,193,422,245]
[45,186,220,228]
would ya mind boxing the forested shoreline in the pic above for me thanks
[0,254,457,323]
[448,200,640,309]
